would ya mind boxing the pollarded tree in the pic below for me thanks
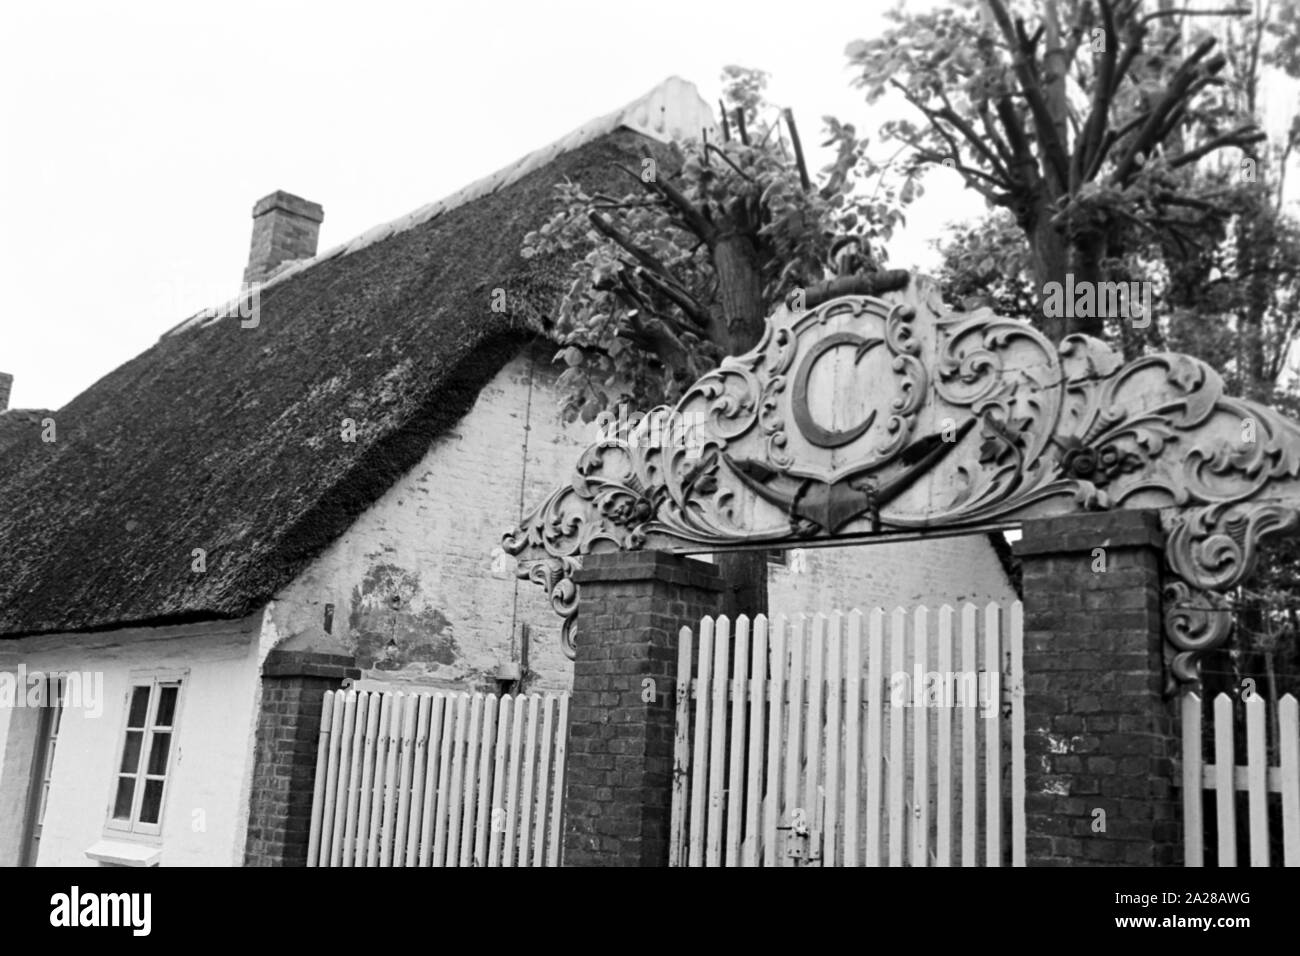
[521,66,917,614]
[522,66,914,424]
[846,0,1267,342]
[934,1,1300,713]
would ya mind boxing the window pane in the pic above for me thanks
[119,730,143,773]
[147,732,171,775]
[112,777,135,819]
[139,779,164,824]
[154,686,178,727]
[127,686,150,727]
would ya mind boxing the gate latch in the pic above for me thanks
[778,817,821,862]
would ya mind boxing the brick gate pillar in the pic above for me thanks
[1013,510,1181,866]
[562,550,725,867]
[244,649,360,867]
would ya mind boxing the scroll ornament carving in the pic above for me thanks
[504,285,1300,677]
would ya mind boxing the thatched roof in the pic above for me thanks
[0,80,712,638]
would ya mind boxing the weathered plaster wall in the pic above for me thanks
[269,344,1018,695]
[268,344,591,694]
[0,618,262,866]
[768,536,1015,614]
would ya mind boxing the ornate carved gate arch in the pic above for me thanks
[504,276,1300,690]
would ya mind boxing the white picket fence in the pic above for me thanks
[1182,692,1300,867]
[306,689,569,866]
[669,604,1025,866]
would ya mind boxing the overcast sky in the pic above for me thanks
[1,0,996,411]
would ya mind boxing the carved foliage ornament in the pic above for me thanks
[504,281,1300,681]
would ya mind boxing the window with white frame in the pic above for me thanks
[107,676,182,835]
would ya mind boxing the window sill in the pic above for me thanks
[84,840,161,867]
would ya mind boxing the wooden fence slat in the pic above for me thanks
[1244,694,1269,867]
[804,614,826,865]
[782,615,807,868]
[356,690,383,866]
[320,690,347,866]
[366,693,394,867]
[1181,693,1204,868]
[864,609,884,867]
[960,604,978,867]
[327,691,357,867]
[743,615,768,867]
[887,607,906,867]
[432,696,459,866]
[725,616,750,867]
[461,694,486,867]
[532,696,556,868]
[306,690,336,867]
[688,617,714,868]
[444,695,468,867]
[1009,601,1025,868]
[418,694,445,867]
[824,613,843,868]
[762,616,787,867]
[912,606,929,867]
[844,610,863,868]
[405,695,431,866]
[706,615,732,867]
[343,692,370,867]
[391,695,418,866]
[936,606,954,868]
[546,693,569,867]
[488,694,512,867]
[984,603,1002,868]
[504,693,526,867]
[471,694,497,867]
[670,626,694,868]
[1213,693,1237,867]
[518,695,541,867]
[1279,695,1300,867]
[378,693,404,867]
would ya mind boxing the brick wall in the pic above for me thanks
[1014,510,1181,866]
[563,550,725,866]
[244,649,359,867]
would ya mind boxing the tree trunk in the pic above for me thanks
[1029,201,1070,344]
[1069,231,1106,342]
[709,217,769,618]
[715,550,769,620]
[712,230,767,351]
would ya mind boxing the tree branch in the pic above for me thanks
[1074,0,1118,188]
[889,78,1013,185]
[781,108,813,192]
[1167,125,1266,169]
[636,268,713,330]
[617,160,716,242]
[1139,6,1250,26]
[703,143,756,182]
[984,0,1072,190]
[1110,36,1223,184]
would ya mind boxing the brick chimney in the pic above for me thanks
[0,373,12,412]
[243,191,324,286]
